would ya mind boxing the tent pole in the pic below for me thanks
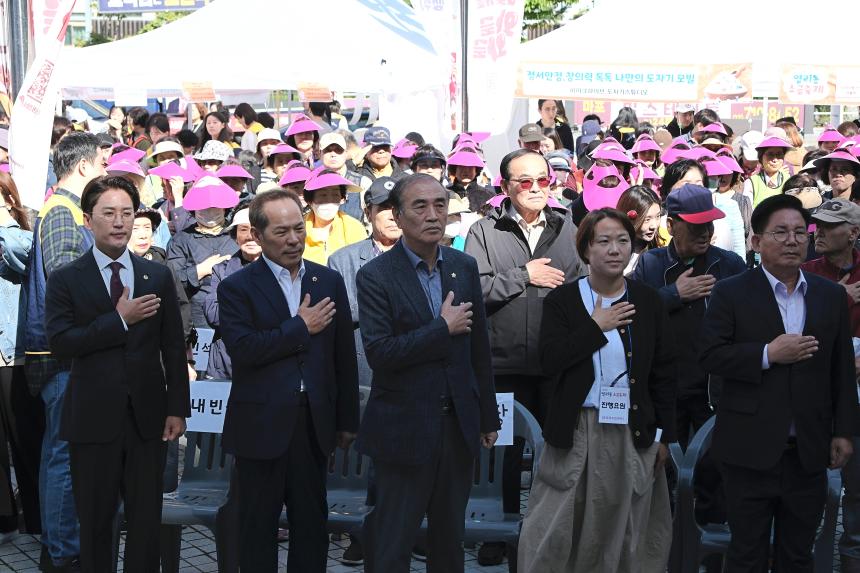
[461,0,468,132]
[8,0,28,100]
[761,96,769,131]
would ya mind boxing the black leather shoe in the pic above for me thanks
[477,542,506,566]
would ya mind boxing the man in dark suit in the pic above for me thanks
[217,189,360,573]
[700,194,859,572]
[328,176,401,566]
[356,173,500,573]
[44,175,189,572]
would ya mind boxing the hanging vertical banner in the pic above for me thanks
[413,0,462,136]
[466,0,525,134]
[29,0,72,57]
[10,0,76,209]
[0,0,12,114]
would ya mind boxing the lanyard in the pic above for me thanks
[588,279,633,387]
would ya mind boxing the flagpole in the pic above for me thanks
[460,0,468,132]
[9,0,28,98]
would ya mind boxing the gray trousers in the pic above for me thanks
[363,414,473,573]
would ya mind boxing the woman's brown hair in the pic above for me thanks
[0,172,30,230]
[575,208,635,264]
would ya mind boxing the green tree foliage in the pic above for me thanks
[524,0,578,26]
[138,11,191,34]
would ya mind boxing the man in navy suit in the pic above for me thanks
[700,194,859,572]
[217,189,360,573]
[356,173,500,573]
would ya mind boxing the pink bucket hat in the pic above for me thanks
[215,164,253,180]
[183,176,240,211]
[149,161,195,182]
[716,153,744,174]
[582,164,629,211]
[755,136,793,150]
[694,123,728,136]
[279,165,313,186]
[630,160,659,182]
[818,129,845,144]
[661,143,692,165]
[591,144,634,165]
[268,143,301,157]
[304,170,358,192]
[107,160,145,178]
[109,147,146,165]
[447,150,485,168]
[392,139,418,159]
[631,135,661,155]
[285,114,321,137]
[701,157,732,177]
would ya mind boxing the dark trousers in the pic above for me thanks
[720,448,826,573]
[235,403,328,573]
[69,406,167,573]
[676,393,713,449]
[495,374,550,514]
[364,413,473,573]
[0,366,44,533]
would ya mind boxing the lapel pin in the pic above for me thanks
[312,276,318,282]
[142,274,149,280]
[451,272,456,278]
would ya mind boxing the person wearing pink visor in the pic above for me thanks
[284,114,321,167]
[631,134,665,178]
[819,128,846,153]
[254,128,283,186]
[166,176,239,328]
[744,135,793,208]
[816,149,860,201]
[302,170,368,264]
[320,131,368,221]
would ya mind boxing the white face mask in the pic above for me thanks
[444,221,461,239]
[312,202,340,221]
[195,208,225,228]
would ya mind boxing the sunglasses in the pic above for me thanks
[508,177,551,191]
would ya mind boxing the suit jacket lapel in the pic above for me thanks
[754,266,787,337]
[391,242,434,323]
[440,247,457,303]
[300,262,322,309]
[76,250,114,312]
[129,254,152,298]
[250,258,291,318]
[802,276,821,338]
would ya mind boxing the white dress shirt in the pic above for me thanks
[93,246,134,330]
[262,255,307,390]
[262,254,306,316]
[579,279,629,408]
[760,265,808,370]
[509,206,547,254]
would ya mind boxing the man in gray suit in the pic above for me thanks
[327,177,401,566]
[356,174,500,573]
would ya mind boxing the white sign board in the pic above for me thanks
[192,328,215,369]
[187,381,232,433]
[495,392,514,446]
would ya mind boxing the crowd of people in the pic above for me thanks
[0,97,858,573]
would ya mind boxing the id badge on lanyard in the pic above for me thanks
[598,372,629,425]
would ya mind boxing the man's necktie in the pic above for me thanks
[109,261,124,306]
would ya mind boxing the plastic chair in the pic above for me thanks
[677,416,841,572]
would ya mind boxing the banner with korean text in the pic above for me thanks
[466,0,525,133]
[413,0,462,136]
[779,65,860,105]
[11,0,76,209]
[516,62,753,103]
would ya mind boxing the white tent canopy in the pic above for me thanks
[517,0,856,99]
[58,0,446,98]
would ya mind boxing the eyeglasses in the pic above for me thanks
[762,230,809,243]
[507,177,551,191]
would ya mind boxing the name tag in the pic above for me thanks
[599,387,629,425]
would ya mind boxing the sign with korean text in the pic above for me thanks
[779,65,860,105]
[466,0,525,132]
[518,62,752,103]
[297,83,332,103]
[191,328,215,369]
[97,0,209,13]
[181,81,216,103]
[187,381,231,433]
[495,392,514,446]
[729,103,804,126]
